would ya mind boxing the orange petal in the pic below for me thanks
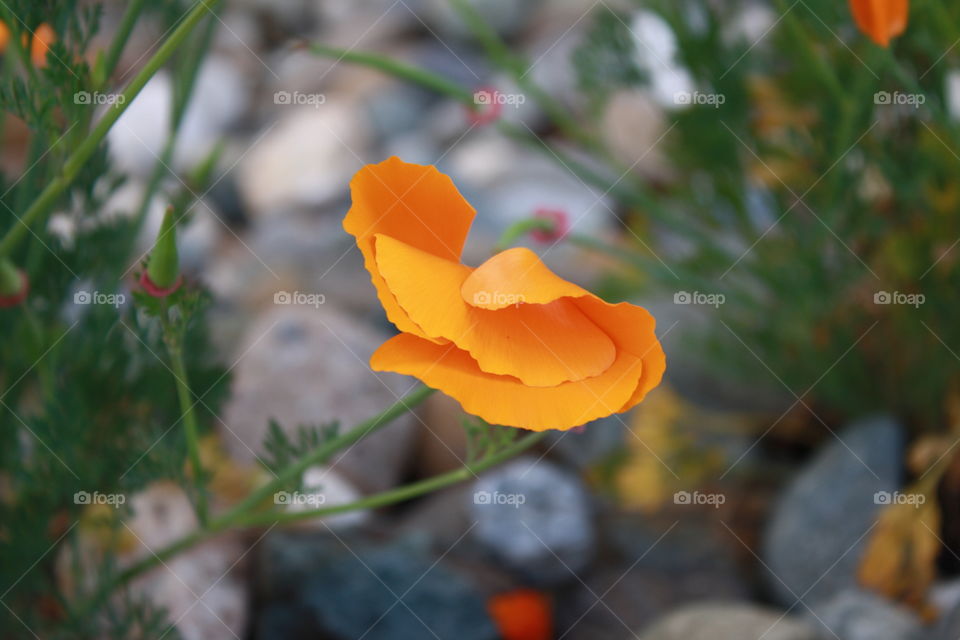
[375,234,616,386]
[370,333,645,431]
[575,296,666,409]
[344,157,476,337]
[461,247,590,310]
[850,0,909,47]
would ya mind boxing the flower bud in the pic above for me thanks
[0,258,28,308]
[141,208,183,297]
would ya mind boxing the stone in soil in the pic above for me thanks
[221,306,418,493]
[804,589,925,640]
[637,603,821,640]
[470,457,595,586]
[762,415,904,608]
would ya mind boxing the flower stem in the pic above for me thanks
[76,386,440,614]
[0,0,222,260]
[167,341,209,526]
[96,0,147,87]
[231,430,547,528]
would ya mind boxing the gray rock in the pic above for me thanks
[638,603,820,640]
[470,457,594,585]
[257,533,497,640]
[221,307,418,493]
[762,415,904,608]
[805,590,924,640]
[932,579,960,640]
[546,415,625,469]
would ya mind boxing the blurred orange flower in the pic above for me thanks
[0,21,56,67]
[487,589,552,640]
[344,157,665,431]
[30,23,55,67]
[850,0,908,47]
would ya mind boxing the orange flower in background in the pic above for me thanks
[30,23,56,68]
[343,157,666,431]
[0,21,56,67]
[487,589,552,640]
[850,0,908,47]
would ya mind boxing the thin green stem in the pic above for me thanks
[306,43,475,104]
[168,341,208,526]
[76,386,439,616]
[222,385,436,521]
[447,0,597,149]
[0,0,223,260]
[97,0,147,87]
[233,430,547,528]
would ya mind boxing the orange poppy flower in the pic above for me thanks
[487,589,552,640]
[849,0,908,47]
[30,23,55,67]
[343,157,666,431]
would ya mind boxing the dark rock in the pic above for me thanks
[762,415,904,608]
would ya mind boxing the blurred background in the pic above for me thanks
[1,0,960,638]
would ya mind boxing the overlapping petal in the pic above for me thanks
[344,158,666,431]
[344,157,476,338]
[370,333,645,431]
[374,234,616,387]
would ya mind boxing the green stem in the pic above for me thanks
[233,430,547,528]
[97,0,147,87]
[307,43,475,104]
[494,218,554,252]
[447,0,597,149]
[222,385,436,520]
[168,338,208,526]
[776,0,847,105]
[76,386,439,615]
[0,0,222,260]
